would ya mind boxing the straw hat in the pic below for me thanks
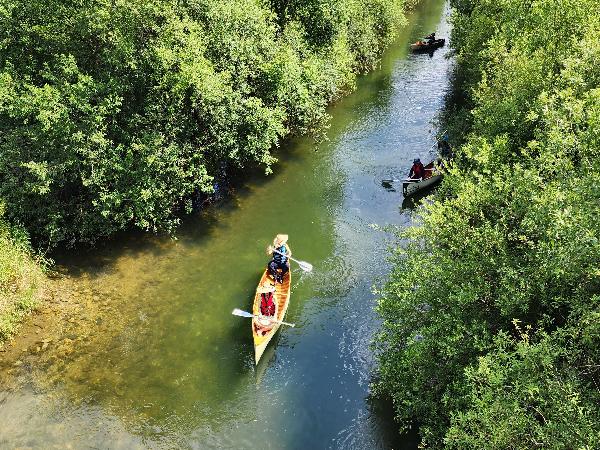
[273,234,288,246]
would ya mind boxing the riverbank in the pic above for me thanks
[0,215,46,348]
[375,0,600,447]
[0,0,416,248]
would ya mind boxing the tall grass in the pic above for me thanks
[0,206,46,345]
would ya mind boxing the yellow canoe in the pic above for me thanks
[252,268,291,364]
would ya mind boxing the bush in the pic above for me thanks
[0,0,410,246]
[375,0,600,446]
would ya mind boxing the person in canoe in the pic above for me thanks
[260,289,275,316]
[425,32,436,44]
[437,133,453,160]
[267,234,291,284]
[409,158,425,180]
[256,283,277,335]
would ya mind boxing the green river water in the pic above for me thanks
[0,1,451,448]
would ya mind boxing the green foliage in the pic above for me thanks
[0,204,46,345]
[288,0,406,72]
[445,327,600,449]
[375,0,600,447]
[0,0,410,246]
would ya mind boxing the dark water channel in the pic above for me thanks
[0,1,452,448]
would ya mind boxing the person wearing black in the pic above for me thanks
[267,234,291,283]
[425,32,436,43]
[438,134,453,160]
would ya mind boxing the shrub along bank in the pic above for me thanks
[0,0,417,247]
[375,0,600,447]
[0,207,46,345]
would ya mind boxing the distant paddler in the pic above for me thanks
[267,234,291,284]
[437,133,453,160]
[424,32,436,44]
[408,158,426,180]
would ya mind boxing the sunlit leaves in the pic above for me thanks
[0,0,410,245]
[375,0,600,446]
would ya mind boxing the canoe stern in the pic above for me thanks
[252,269,292,364]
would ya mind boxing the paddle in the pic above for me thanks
[384,167,437,183]
[231,308,296,327]
[268,246,313,272]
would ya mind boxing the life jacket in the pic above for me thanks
[272,245,287,265]
[411,163,424,179]
[260,291,275,316]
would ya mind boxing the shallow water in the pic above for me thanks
[0,1,452,448]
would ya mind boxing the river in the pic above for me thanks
[0,1,451,448]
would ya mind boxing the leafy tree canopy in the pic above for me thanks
[375,0,600,447]
[0,0,409,245]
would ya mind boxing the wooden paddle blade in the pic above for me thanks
[232,308,254,318]
[298,261,313,272]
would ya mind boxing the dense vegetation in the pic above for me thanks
[0,206,46,344]
[375,0,600,447]
[0,0,414,246]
